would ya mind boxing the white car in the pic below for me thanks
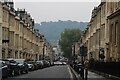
[27,63,34,71]
[62,62,67,65]
[54,61,63,65]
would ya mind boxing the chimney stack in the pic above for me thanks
[4,0,14,8]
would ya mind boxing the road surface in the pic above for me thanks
[5,65,74,80]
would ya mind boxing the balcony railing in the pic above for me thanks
[2,40,9,43]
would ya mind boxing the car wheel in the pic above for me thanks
[11,70,15,76]
[17,69,21,75]
[40,66,42,69]
[25,69,28,73]
[20,70,23,74]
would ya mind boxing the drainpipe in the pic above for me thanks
[43,43,45,60]
[99,6,101,61]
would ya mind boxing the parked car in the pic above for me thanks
[0,61,1,78]
[0,61,9,78]
[54,61,63,65]
[3,59,20,76]
[42,60,50,67]
[49,61,54,66]
[14,59,29,74]
[62,62,67,65]
[27,61,38,70]
[36,61,44,69]
[27,63,34,71]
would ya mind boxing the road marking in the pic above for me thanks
[67,65,73,79]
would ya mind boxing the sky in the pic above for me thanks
[14,1,101,23]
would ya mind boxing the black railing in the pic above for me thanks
[2,40,9,43]
[70,63,87,80]
[89,62,120,77]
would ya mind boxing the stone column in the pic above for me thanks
[37,54,39,61]
[118,17,120,61]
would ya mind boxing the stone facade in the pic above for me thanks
[1,1,52,60]
[82,2,120,62]
[107,5,120,62]
[0,2,2,59]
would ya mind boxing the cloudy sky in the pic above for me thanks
[14,1,101,23]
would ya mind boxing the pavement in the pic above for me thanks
[87,71,110,80]
[88,71,105,78]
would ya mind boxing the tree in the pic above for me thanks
[60,28,82,59]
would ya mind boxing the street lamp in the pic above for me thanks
[39,35,45,60]
[80,44,88,80]
[72,44,75,63]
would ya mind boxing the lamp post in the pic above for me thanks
[80,44,84,79]
[73,44,75,63]
[72,44,75,63]
[80,44,88,80]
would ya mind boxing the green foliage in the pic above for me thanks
[60,28,82,59]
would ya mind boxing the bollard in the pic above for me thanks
[80,66,84,80]
[85,68,88,80]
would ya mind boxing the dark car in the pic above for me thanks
[48,61,54,66]
[14,59,29,74]
[3,59,20,76]
[0,61,9,78]
[43,60,50,68]
[36,61,44,69]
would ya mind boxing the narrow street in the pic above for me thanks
[5,65,74,80]
[1,1,120,80]
[4,65,111,80]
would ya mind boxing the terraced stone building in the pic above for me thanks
[82,1,120,62]
[0,1,53,60]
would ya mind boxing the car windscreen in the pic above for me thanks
[37,61,43,63]
[27,61,34,64]
[14,60,24,64]
[0,61,2,67]
[1,61,6,67]
[4,60,16,64]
